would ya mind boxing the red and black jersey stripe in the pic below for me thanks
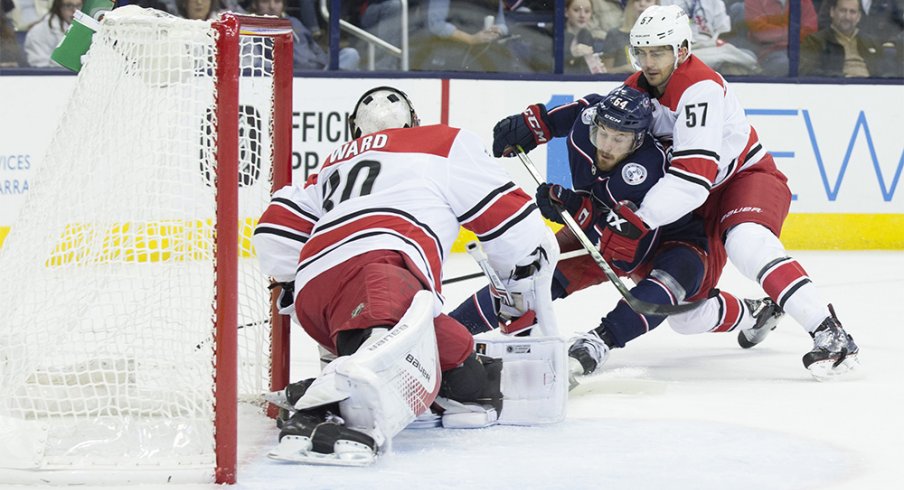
[457,182,538,241]
[253,196,317,243]
[298,208,445,291]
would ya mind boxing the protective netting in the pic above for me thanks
[0,8,282,479]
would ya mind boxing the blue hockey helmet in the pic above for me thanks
[590,86,653,152]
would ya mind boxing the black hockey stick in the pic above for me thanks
[194,319,270,350]
[442,271,485,285]
[515,147,705,316]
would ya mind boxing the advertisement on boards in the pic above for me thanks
[1,77,901,249]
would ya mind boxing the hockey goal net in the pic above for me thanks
[0,7,292,484]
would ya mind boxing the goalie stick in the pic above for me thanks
[464,235,559,337]
[515,147,705,316]
[465,241,514,305]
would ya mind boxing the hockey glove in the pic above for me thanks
[491,245,551,321]
[535,183,594,228]
[268,280,295,315]
[492,104,552,157]
[599,201,650,264]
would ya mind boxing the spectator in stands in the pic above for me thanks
[292,0,321,37]
[744,0,818,75]
[801,0,888,76]
[601,0,657,73]
[250,0,359,70]
[124,0,171,13]
[896,29,904,76]
[23,0,79,67]
[151,0,179,15]
[408,0,557,73]
[500,0,557,72]
[410,0,509,71]
[662,0,759,73]
[176,0,219,19]
[587,0,623,39]
[817,0,904,45]
[359,0,403,70]
[8,0,50,31]
[1,4,24,67]
[564,0,606,73]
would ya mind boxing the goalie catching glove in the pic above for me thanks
[492,104,552,157]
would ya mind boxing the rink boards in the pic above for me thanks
[1,77,901,250]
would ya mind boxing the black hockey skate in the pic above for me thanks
[737,298,784,349]
[802,304,860,380]
[268,408,377,466]
[568,323,616,382]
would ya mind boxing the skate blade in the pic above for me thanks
[567,358,584,392]
[568,372,579,391]
[268,437,376,467]
[737,326,777,349]
[807,354,861,381]
[263,390,293,411]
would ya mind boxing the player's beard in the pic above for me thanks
[596,151,619,172]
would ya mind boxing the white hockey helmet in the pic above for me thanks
[629,4,693,69]
[348,86,420,139]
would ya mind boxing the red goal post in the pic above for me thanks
[0,8,293,485]
[214,12,294,484]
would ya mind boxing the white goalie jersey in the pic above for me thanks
[253,124,548,313]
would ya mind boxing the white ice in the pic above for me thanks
[7,251,902,490]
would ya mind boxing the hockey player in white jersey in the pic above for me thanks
[252,86,558,465]
[602,5,858,379]
[477,86,784,382]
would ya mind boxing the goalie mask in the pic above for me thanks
[348,86,420,139]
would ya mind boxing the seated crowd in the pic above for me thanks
[1,0,901,77]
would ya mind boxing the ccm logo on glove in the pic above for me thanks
[523,105,549,145]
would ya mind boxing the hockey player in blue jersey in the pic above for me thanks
[451,86,783,377]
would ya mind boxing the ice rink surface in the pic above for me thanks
[6,251,901,490]
[235,251,903,490]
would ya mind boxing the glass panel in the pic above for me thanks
[407,0,555,74]
[801,0,904,78]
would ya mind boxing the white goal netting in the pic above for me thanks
[0,7,291,483]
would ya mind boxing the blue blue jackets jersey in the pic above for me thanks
[545,94,708,272]
[450,94,714,341]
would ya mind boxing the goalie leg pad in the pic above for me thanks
[474,335,568,425]
[293,357,351,411]
[335,291,441,449]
